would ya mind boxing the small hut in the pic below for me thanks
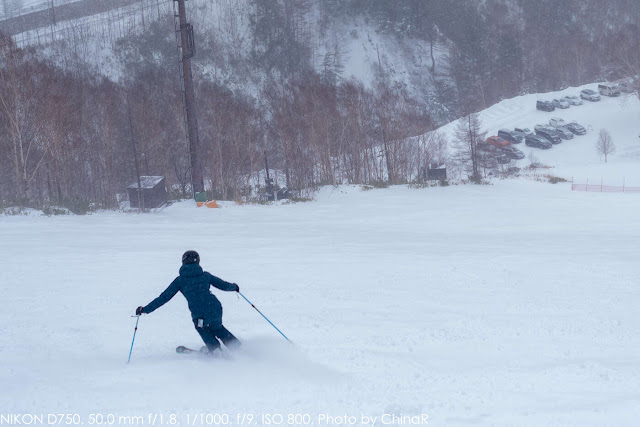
[427,164,447,181]
[128,176,167,209]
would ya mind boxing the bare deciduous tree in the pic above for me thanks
[0,36,51,201]
[416,131,448,181]
[595,129,615,163]
[451,112,487,181]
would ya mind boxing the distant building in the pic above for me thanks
[426,164,447,181]
[128,176,167,209]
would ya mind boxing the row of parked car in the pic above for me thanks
[476,143,518,167]
[477,134,526,166]
[537,84,632,112]
[479,118,584,165]
[493,118,587,150]
[536,95,582,111]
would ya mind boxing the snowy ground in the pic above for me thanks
[2,87,640,425]
[1,180,640,426]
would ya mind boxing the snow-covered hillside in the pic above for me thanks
[4,0,444,101]
[436,84,640,186]
[1,0,82,20]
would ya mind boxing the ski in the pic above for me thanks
[176,345,233,359]
[176,345,200,354]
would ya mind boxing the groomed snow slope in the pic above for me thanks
[1,180,640,426]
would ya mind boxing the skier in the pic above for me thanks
[135,250,241,354]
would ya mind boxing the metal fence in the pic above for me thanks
[571,181,640,193]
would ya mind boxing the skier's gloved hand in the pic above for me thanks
[233,283,240,292]
[135,306,145,315]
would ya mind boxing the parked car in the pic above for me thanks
[478,157,499,169]
[535,124,567,141]
[536,100,555,111]
[565,121,587,135]
[477,147,499,169]
[563,95,583,106]
[476,140,491,151]
[534,124,552,133]
[497,129,522,144]
[616,78,635,94]
[525,134,552,149]
[551,98,570,109]
[496,152,511,164]
[514,127,533,138]
[486,136,510,147]
[500,145,525,160]
[554,126,574,140]
[598,83,621,97]
[477,144,510,166]
[535,127,562,144]
[549,117,567,128]
[580,89,601,101]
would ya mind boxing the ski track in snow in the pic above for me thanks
[2,89,640,425]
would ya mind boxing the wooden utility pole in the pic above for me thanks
[175,0,204,197]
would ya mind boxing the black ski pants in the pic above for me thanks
[195,324,240,352]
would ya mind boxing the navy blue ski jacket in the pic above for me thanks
[143,263,238,328]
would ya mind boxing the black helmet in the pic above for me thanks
[182,250,200,265]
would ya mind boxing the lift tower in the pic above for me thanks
[174,0,204,199]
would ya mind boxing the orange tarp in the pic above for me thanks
[197,200,219,208]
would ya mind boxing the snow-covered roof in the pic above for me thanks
[127,176,165,189]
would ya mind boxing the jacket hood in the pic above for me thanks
[179,263,204,278]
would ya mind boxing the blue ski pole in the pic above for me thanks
[127,315,140,363]
[238,292,292,343]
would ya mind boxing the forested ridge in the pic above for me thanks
[1,0,639,211]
